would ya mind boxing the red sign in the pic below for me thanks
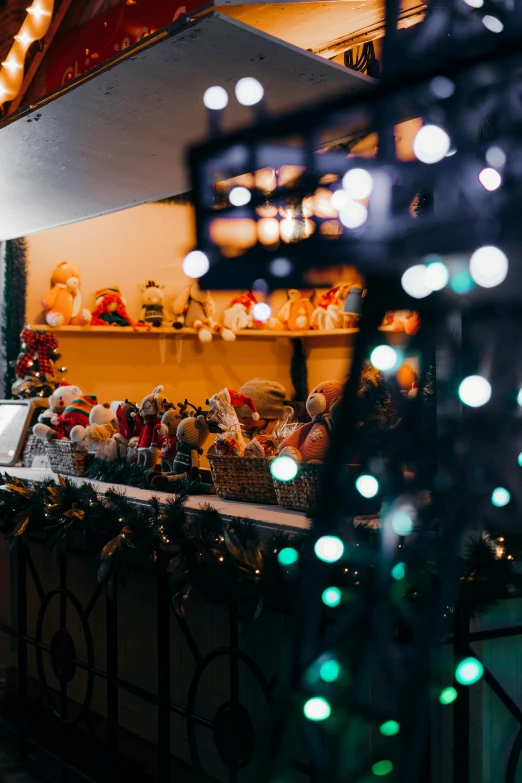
[46,0,201,91]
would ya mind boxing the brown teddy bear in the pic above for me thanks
[278,380,344,462]
[151,415,215,493]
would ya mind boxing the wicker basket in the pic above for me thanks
[273,462,322,512]
[45,440,89,477]
[207,454,278,504]
[22,434,47,468]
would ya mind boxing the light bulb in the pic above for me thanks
[278,547,299,566]
[517,389,522,407]
[26,4,50,18]
[322,587,341,607]
[458,375,491,407]
[469,245,508,288]
[391,562,406,581]
[303,696,331,721]
[1,59,22,72]
[424,260,449,291]
[235,77,264,106]
[203,85,228,110]
[371,345,398,372]
[413,124,451,164]
[270,455,298,482]
[491,487,510,507]
[339,201,368,229]
[464,0,483,6]
[401,265,431,299]
[518,452,522,467]
[355,474,379,499]
[319,659,340,683]
[331,189,350,211]
[229,186,251,206]
[342,168,373,200]
[483,15,504,33]
[14,33,33,46]
[314,536,344,563]
[269,257,292,277]
[372,760,394,776]
[379,720,400,737]
[431,76,455,99]
[439,687,458,705]
[455,657,484,685]
[252,302,271,322]
[182,250,209,279]
[257,218,279,245]
[478,167,502,191]
[486,146,506,168]
[391,510,413,536]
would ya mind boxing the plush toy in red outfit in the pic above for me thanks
[222,291,259,333]
[91,287,145,331]
[278,380,344,463]
[33,381,84,440]
[151,407,183,471]
[137,385,169,467]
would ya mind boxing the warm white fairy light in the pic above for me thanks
[370,345,398,372]
[229,186,251,207]
[26,4,51,19]
[483,15,504,33]
[339,201,368,229]
[469,246,508,288]
[458,375,491,408]
[203,86,228,110]
[486,146,506,168]
[401,265,431,299]
[182,250,209,279]
[235,77,264,106]
[1,59,22,73]
[342,168,373,200]
[269,257,292,277]
[331,189,350,211]
[478,168,502,191]
[413,125,451,164]
[424,260,449,291]
[252,302,271,322]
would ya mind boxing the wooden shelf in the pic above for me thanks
[26,325,406,339]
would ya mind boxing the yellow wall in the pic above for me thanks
[26,202,353,407]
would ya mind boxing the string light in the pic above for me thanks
[182,250,209,279]
[401,264,431,299]
[458,375,491,407]
[517,453,522,467]
[235,77,264,106]
[342,168,374,200]
[413,124,451,164]
[372,760,394,776]
[269,257,292,277]
[322,587,341,607]
[303,696,331,721]
[439,687,458,705]
[203,86,228,110]
[1,59,22,73]
[370,345,399,372]
[319,659,340,683]
[391,510,413,536]
[314,536,344,563]
[14,33,33,46]
[379,720,400,736]
[391,562,406,580]
[463,0,483,6]
[491,487,510,507]
[455,657,484,685]
[278,547,299,566]
[355,474,379,498]
[482,15,504,33]
[486,146,506,168]
[469,245,508,288]
[27,4,51,19]
[339,201,368,229]
[229,186,251,206]
[478,167,502,191]
[331,189,351,211]
[270,455,298,482]
[252,302,272,321]
[424,260,449,291]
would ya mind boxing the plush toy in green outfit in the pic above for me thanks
[151,415,215,493]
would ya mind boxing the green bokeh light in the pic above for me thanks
[391,562,406,581]
[270,455,298,482]
[455,657,484,685]
[319,659,340,683]
[439,686,458,705]
[379,720,400,737]
[372,760,394,776]
[278,547,299,566]
[303,696,331,721]
[322,587,341,607]
[314,535,344,563]
[491,487,510,508]
[355,474,379,498]
[391,510,413,536]
[517,389,522,407]
[450,269,474,294]
[518,452,522,468]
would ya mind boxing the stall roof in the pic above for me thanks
[0,12,372,241]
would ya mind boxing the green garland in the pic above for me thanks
[0,473,521,623]
[2,238,27,397]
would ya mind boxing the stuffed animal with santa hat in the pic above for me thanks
[206,388,260,456]
[33,381,86,441]
[222,291,259,334]
[136,385,169,467]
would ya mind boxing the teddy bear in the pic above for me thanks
[138,281,166,327]
[136,385,169,467]
[100,400,143,461]
[222,292,259,333]
[171,283,235,343]
[33,382,85,440]
[70,403,119,454]
[278,380,344,463]
[151,415,215,493]
[269,289,315,332]
[42,261,92,327]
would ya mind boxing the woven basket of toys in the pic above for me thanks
[272,462,323,512]
[22,434,47,468]
[207,454,278,504]
[45,440,89,477]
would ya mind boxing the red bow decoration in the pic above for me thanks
[16,328,58,379]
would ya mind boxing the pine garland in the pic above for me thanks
[0,472,519,622]
[2,238,27,397]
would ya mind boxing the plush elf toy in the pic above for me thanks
[91,287,142,330]
[136,385,169,467]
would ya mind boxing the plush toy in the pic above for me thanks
[136,385,169,467]
[70,403,119,453]
[206,388,260,457]
[381,310,421,335]
[138,281,165,327]
[343,284,365,328]
[151,406,184,472]
[269,289,315,331]
[42,261,91,327]
[91,287,143,330]
[33,385,92,441]
[222,292,259,333]
[151,415,215,492]
[278,380,344,463]
[310,284,351,331]
[11,327,65,399]
[101,400,143,461]
[171,283,235,343]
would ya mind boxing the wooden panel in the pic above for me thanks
[0,12,372,241]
